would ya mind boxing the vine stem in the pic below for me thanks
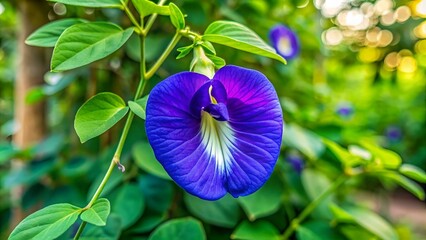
[281,175,347,240]
[143,0,167,36]
[145,31,181,79]
[73,16,182,240]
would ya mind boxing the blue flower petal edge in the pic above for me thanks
[269,24,300,60]
[145,65,283,200]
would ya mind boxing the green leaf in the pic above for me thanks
[81,198,111,226]
[200,41,216,55]
[176,45,193,59]
[206,54,226,69]
[298,220,344,240]
[231,220,280,240]
[336,205,399,240]
[399,164,426,183]
[0,144,16,165]
[48,0,122,8]
[80,213,122,240]
[381,172,425,200]
[296,226,323,240]
[130,175,173,234]
[148,217,206,240]
[74,92,129,143]
[26,18,87,47]
[301,169,333,218]
[322,139,361,167]
[302,169,331,200]
[238,174,283,221]
[111,183,145,229]
[128,95,148,120]
[360,141,402,169]
[132,141,171,180]
[9,203,82,240]
[132,0,170,17]
[51,22,134,71]
[203,20,286,64]
[282,124,325,160]
[184,193,240,228]
[169,3,185,29]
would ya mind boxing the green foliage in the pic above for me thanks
[380,172,425,200]
[51,22,134,71]
[110,183,145,229]
[231,220,281,240]
[9,203,82,240]
[74,92,129,143]
[80,198,111,226]
[128,95,148,120]
[238,173,283,221]
[203,21,286,64]
[399,164,426,183]
[25,19,87,47]
[184,193,241,228]
[3,1,425,240]
[49,0,122,8]
[132,141,171,180]
[148,218,206,240]
[360,141,402,169]
[132,0,170,17]
[169,3,185,30]
[282,124,325,160]
[332,205,398,240]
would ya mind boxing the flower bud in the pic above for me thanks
[190,46,215,78]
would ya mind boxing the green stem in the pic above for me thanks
[281,175,347,240]
[74,15,148,240]
[145,31,181,79]
[74,8,182,239]
[121,0,142,32]
[143,0,167,36]
[73,221,87,240]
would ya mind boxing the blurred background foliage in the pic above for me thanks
[0,0,425,239]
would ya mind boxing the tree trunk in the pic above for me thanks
[10,0,50,230]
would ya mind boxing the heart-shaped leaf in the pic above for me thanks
[81,198,111,226]
[74,92,129,143]
[9,203,82,240]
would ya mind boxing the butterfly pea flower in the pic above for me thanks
[336,102,354,118]
[269,24,300,60]
[145,65,283,200]
[286,152,304,174]
[385,125,402,142]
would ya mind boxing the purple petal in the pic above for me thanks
[214,66,283,197]
[146,72,228,199]
[269,24,300,60]
[146,66,283,200]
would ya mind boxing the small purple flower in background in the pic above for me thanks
[385,125,402,142]
[286,152,304,174]
[269,24,300,60]
[336,102,354,118]
[146,65,283,200]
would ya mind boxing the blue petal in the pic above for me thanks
[214,66,283,197]
[146,66,283,200]
[146,72,228,200]
[269,24,300,59]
